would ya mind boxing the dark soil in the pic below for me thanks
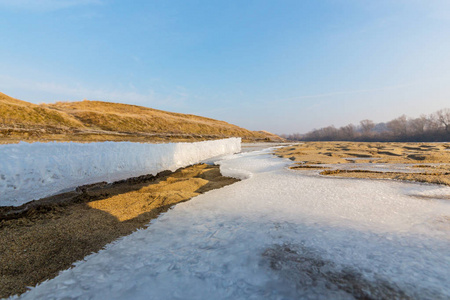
[0,164,238,298]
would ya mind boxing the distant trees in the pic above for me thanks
[360,119,375,136]
[436,109,450,134]
[339,124,356,140]
[408,115,428,136]
[281,108,450,142]
[387,115,408,137]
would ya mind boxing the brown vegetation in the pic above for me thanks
[276,142,450,186]
[0,92,283,143]
[320,169,450,186]
[0,164,239,298]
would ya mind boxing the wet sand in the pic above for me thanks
[0,164,238,298]
[276,142,450,186]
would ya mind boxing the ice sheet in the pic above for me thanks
[0,138,241,206]
[16,148,450,299]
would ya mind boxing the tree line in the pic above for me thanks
[281,108,450,142]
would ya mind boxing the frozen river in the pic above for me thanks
[18,147,450,299]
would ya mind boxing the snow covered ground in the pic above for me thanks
[16,147,450,299]
[0,138,241,206]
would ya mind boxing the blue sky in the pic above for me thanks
[1,0,449,134]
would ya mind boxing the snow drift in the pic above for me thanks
[0,138,241,206]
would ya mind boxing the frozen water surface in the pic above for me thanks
[17,148,450,299]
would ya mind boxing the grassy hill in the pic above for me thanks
[0,93,84,128]
[0,92,283,143]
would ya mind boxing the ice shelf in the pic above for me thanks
[0,138,241,206]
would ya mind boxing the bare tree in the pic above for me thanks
[387,115,408,137]
[436,109,450,133]
[288,108,449,142]
[409,115,428,135]
[322,126,338,140]
[339,124,356,140]
[360,119,375,135]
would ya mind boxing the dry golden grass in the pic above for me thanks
[320,169,450,186]
[0,92,283,143]
[0,164,238,298]
[0,93,84,128]
[277,142,450,164]
[45,100,261,137]
[276,141,450,186]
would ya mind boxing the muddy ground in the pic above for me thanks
[0,164,238,298]
[276,142,450,186]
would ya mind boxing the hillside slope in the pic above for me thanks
[0,92,283,143]
[0,93,84,128]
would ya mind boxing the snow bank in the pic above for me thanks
[0,138,241,206]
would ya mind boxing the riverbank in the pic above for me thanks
[276,141,450,186]
[0,164,238,298]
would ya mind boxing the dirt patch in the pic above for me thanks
[0,164,239,298]
[407,154,426,161]
[276,142,450,186]
[345,152,374,158]
[320,169,450,186]
[262,243,416,299]
[290,165,331,170]
[409,195,450,201]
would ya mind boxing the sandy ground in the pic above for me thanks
[276,142,450,186]
[0,164,238,299]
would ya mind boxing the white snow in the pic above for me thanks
[16,147,450,299]
[0,138,241,206]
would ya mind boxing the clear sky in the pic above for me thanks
[1,0,449,134]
